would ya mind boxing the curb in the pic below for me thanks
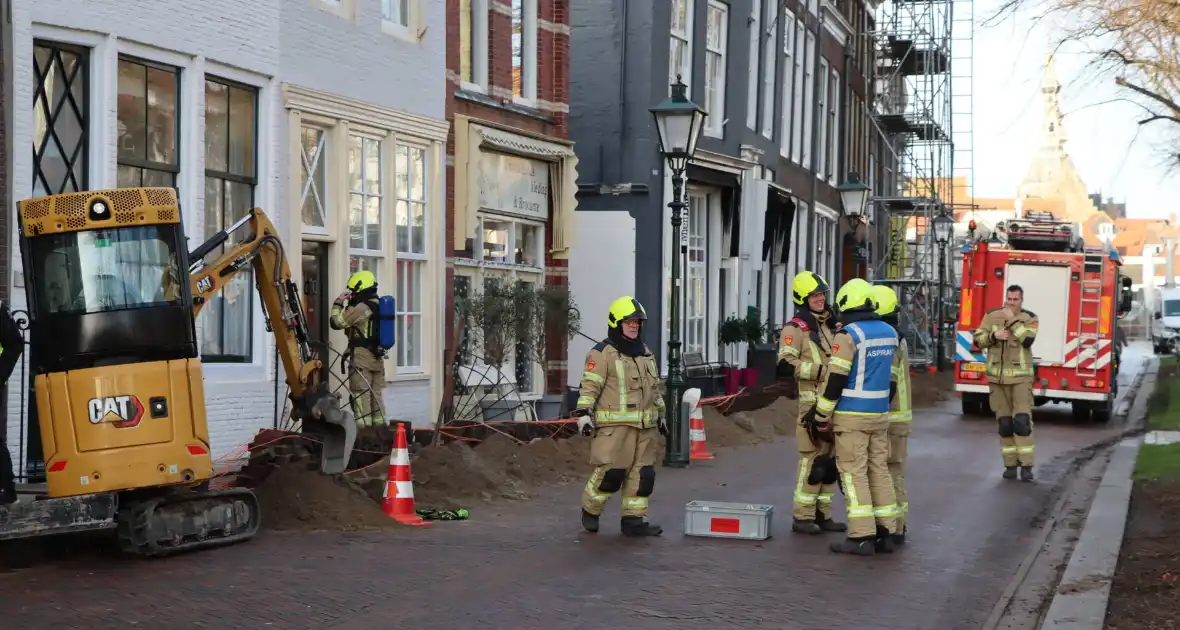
[1039,355,1159,629]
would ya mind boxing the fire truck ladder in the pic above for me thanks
[1075,250,1107,378]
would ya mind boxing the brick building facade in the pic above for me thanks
[445,0,577,411]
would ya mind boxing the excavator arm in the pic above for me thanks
[186,208,357,474]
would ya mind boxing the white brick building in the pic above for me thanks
[2,0,446,473]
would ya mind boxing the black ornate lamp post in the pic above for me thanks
[836,171,872,222]
[931,211,955,371]
[649,75,706,468]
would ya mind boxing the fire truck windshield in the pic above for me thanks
[1164,299,1180,317]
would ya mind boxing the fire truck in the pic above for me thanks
[954,211,1133,423]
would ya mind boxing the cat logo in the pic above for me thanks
[196,275,213,295]
[87,395,145,429]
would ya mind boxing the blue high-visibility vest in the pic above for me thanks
[835,320,899,415]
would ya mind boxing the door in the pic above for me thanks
[1004,263,1070,364]
[302,241,330,349]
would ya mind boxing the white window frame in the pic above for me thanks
[817,58,829,180]
[669,0,694,91]
[686,191,709,356]
[704,0,728,138]
[802,31,815,170]
[791,20,806,164]
[747,0,762,130]
[313,0,356,21]
[381,0,422,42]
[815,204,839,286]
[512,0,539,105]
[394,141,430,373]
[828,68,840,184]
[461,0,490,93]
[780,17,796,157]
[760,3,777,139]
[347,132,386,290]
[300,124,331,236]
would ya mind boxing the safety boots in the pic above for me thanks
[621,516,664,537]
[793,516,847,534]
[1003,466,1018,480]
[874,525,896,554]
[891,527,907,546]
[581,509,600,533]
[829,536,876,556]
[1020,466,1035,482]
[816,516,847,532]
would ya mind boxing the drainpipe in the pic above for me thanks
[835,35,853,285]
[807,10,825,272]
[617,0,629,182]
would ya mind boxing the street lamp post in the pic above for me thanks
[931,212,955,371]
[650,75,707,468]
[837,172,872,284]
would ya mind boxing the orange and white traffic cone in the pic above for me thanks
[689,402,714,461]
[381,423,431,527]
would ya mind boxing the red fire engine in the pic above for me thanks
[954,211,1133,423]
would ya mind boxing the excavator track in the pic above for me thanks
[116,487,261,557]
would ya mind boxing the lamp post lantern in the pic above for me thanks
[931,212,955,371]
[650,75,707,468]
[837,172,872,221]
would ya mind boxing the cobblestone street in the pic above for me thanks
[0,349,1147,630]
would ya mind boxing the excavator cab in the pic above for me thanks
[3,187,355,554]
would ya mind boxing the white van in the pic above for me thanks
[1150,286,1180,353]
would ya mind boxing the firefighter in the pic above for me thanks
[574,296,666,537]
[973,284,1038,482]
[330,270,386,429]
[872,284,911,545]
[807,278,900,556]
[779,271,846,535]
[0,302,23,505]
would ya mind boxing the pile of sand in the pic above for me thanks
[910,369,957,408]
[252,463,402,532]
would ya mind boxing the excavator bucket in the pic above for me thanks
[303,395,358,475]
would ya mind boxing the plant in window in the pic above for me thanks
[515,283,582,368]
[462,277,520,371]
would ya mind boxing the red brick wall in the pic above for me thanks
[445,0,571,397]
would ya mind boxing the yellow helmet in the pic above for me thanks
[347,270,377,292]
[871,285,899,316]
[835,278,874,312]
[608,296,647,328]
[791,271,830,306]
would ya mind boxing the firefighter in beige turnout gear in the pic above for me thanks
[973,284,1038,482]
[574,296,667,537]
[809,278,901,556]
[779,271,847,535]
[873,284,911,546]
[330,270,386,429]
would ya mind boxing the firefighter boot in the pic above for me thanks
[830,536,876,556]
[816,516,848,533]
[621,516,664,537]
[1003,466,1018,480]
[581,509,599,533]
[1021,466,1035,482]
[792,519,823,535]
[874,525,896,554]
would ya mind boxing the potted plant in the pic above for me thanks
[462,277,525,422]
[718,315,747,395]
[516,283,582,420]
[742,308,778,389]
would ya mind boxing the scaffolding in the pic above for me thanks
[872,0,973,367]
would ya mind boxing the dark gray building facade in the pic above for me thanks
[567,0,899,374]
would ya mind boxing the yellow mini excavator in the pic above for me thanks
[0,187,356,556]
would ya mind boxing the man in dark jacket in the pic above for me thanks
[0,303,25,505]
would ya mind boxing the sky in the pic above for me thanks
[966,0,1180,219]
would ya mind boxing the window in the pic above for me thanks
[381,0,408,26]
[33,41,89,196]
[30,225,183,316]
[202,77,258,362]
[817,59,829,179]
[781,18,795,156]
[704,1,727,137]
[747,0,761,129]
[802,31,815,170]
[116,57,180,189]
[300,126,328,231]
[686,192,708,355]
[460,0,490,90]
[511,0,538,102]
[760,4,776,139]
[348,134,384,288]
[395,144,428,371]
[669,0,692,88]
[829,69,840,183]
[791,21,805,163]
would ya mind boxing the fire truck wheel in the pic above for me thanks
[1071,402,1092,423]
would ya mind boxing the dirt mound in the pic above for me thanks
[702,396,796,447]
[253,463,401,532]
[910,369,956,408]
